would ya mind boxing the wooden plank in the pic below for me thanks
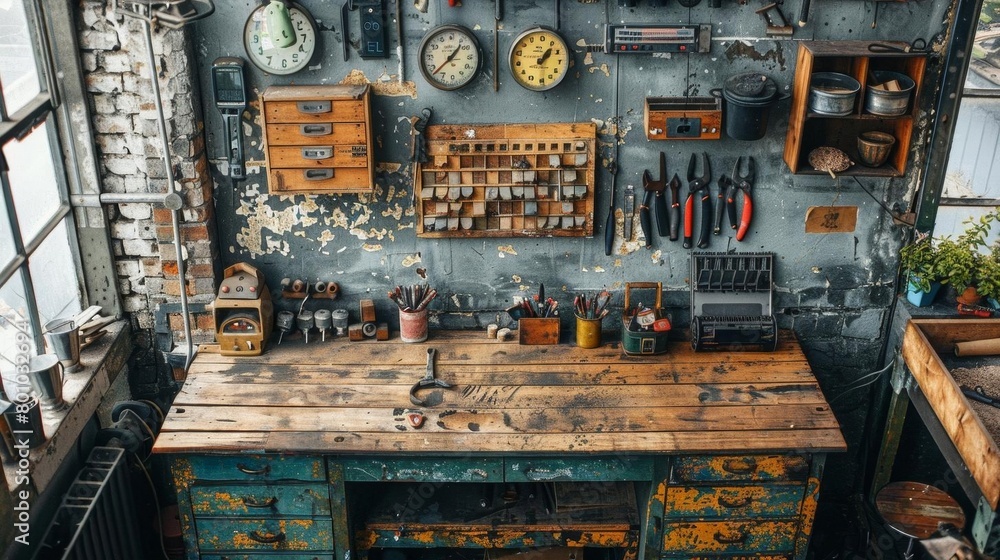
[172,382,829,409]
[159,404,840,434]
[182,361,817,387]
[909,319,1000,354]
[902,321,1000,509]
[152,429,848,455]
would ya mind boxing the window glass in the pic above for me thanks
[27,219,80,326]
[942,98,1000,199]
[0,182,14,266]
[0,274,34,400]
[0,0,42,115]
[932,206,1000,249]
[2,119,62,241]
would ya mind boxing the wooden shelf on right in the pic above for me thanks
[784,41,927,177]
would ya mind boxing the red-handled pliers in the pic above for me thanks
[727,156,755,242]
[684,152,712,250]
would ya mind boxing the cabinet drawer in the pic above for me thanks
[183,455,326,482]
[267,123,366,145]
[341,457,503,482]
[506,456,654,482]
[191,483,331,516]
[203,555,332,559]
[264,100,366,123]
[195,518,333,551]
[270,168,372,193]
[662,520,798,554]
[268,146,369,168]
[671,455,809,483]
[664,485,806,518]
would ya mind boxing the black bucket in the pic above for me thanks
[716,73,779,141]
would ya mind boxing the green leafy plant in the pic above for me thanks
[899,233,942,293]
[900,209,1000,295]
[975,238,1000,300]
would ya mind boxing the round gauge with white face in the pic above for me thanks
[243,2,318,75]
[508,27,570,92]
[418,25,483,91]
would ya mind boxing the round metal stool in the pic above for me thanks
[875,481,967,560]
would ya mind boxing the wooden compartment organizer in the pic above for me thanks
[416,123,596,238]
[783,41,926,177]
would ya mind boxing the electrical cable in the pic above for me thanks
[852,176,914,226]
[134,452,171,560]
[827,358,895,405]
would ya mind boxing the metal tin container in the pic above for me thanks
[621,282,670,355]
[865,71,915,116]
[808,72,861,116]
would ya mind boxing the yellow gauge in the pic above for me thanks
[418,25,482,91]
[508,27,570,92]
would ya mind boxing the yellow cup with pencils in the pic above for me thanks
[574,291,611,349]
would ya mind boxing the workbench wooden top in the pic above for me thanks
[152,331,847,455]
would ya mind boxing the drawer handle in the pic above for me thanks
[297,100,331,114]
[302,146,333,159]
[242,496,279,508]
[304,169,334,181]
[247,530,286,544]
[718,495,752,509]
[721,458,757,475]
[301,124,333,136]
[235,463,270,476]
[713,530,749,544]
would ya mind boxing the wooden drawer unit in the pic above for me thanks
[664,485,806,518]
[662,520,799,555]
[184,455,327,482]
[190,483,332,516]
[195,518,334,552]
[670,455,810,483]
[261,85,373,194]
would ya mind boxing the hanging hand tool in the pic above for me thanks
[623,185,635,241]
[642,152,669,239]
[668,174,681,241]
[755,3,793,36]
[410,348,453,406]
[797,0,811,27]
[683,153,712,249]
[604,161,618,256]
[493,0,502,91]
[713,174,730,235]
[727,156,755,242]
[342,2,351,60]
[639,184,653,249]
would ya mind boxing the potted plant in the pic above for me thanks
[899,233,944,306]
[973,239,1000,306]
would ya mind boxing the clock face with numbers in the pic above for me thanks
[508,27,570,92]
[243,2,318,75]
[418,25,482,91]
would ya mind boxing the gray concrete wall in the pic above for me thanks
[190,0,950,521]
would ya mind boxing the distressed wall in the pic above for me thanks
[190,0,948,542]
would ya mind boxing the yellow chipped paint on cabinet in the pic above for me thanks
[661,520,798,553]
[671,455,810,483]
[665,485,807,518]
[196,517,334,551]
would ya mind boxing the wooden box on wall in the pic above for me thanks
[261,85,374,194]
[784,41,927,177]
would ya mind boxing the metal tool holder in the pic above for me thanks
[689,252,777,351]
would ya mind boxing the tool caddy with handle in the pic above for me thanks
[622,282,672,355]
[690,252,777,351]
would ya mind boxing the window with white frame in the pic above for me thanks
[940,0,1000,243]
[0,0,84,395]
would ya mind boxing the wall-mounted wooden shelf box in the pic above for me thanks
[261,84,374,194]
[784,41,926,177]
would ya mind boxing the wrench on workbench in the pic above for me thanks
[410,348,453,406]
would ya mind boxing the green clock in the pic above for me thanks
[243,2,318,75]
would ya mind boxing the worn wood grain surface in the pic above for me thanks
[153,331,846,455]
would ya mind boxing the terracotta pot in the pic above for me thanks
[956,286,983,306]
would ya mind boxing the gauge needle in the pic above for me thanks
[536,48,552,65]
[433,46,462,74]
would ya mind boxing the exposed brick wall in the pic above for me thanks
[77,2,219,348]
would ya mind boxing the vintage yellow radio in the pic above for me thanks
[213,263,273,356]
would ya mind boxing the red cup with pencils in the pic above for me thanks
[390,284,436,343]
[574,291,611,349]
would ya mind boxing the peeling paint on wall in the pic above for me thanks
[498,245,518,257]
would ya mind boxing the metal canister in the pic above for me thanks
[331,309,349,336]
[314,309,332,341]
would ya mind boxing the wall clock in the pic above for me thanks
[243,1,318,75]
[418,25,482,91]
[508,27,569,92]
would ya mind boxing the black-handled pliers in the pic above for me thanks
[683,152,712,249]
[640,152,668,248]
[727,156,755,242]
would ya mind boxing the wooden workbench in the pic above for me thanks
[154,331,846,560]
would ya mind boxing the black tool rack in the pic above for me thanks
[690,252,777,351]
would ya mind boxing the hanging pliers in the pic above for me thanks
[683,152,712,249]
[640,152,668,248]
[727,156,755,242]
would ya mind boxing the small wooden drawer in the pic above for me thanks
[263,100,367,124]
[268,146,369,168]
[270,168,372,193]
[662,520,798,553]
[195,518,334,551]
[664,485,806,518]
[341,457,503,482]
[183,455,326,482]
[266,123,367,145]
[190,483,331,517]
[506,456,654,482]
[671,455,810,483]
